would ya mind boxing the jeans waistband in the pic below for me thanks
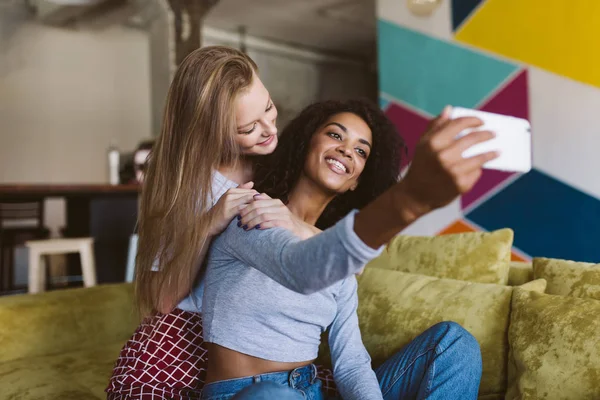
[202,364,317,397]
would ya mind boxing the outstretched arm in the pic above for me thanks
[355,108,497,249]
[219,210,381,295]
[219,107,497,295]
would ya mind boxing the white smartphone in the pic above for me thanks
[450,107,532,173]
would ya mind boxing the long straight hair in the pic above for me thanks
[135,46,258,317]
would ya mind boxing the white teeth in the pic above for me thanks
[326,158,347,173]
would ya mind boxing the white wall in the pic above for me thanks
[0,22,151,235]
[0,22,152,184]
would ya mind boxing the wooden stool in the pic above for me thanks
[25,238,96,294]
[1,199,50,293]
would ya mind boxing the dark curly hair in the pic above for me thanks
[254,98,406,229]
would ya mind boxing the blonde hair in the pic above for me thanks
[135,46,258,317]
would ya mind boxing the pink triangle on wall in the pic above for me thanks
[461,69,530,210]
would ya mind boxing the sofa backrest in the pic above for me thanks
[0,283,138,363]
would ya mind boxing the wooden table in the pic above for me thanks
[0,184,140,285]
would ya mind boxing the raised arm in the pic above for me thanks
[328,277,382,400]
[219,108,497,295]
[355,108,498,249]
[219,210,382,295]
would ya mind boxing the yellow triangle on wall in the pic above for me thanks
[455,0,600,88]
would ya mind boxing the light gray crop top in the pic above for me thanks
[202,212,385,399]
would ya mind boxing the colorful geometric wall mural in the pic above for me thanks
[379,0,600,263]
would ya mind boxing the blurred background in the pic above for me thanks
[0,0,378,293]
[1,0,599,295]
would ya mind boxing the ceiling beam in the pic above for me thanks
[166,0,218,65]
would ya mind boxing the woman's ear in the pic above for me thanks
[350,182,358,191]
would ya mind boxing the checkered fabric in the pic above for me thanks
[106,309,338,399]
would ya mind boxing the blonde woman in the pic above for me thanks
[107,46,319,399]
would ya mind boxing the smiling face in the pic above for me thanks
[302,112,373,194]
[234,73,279,156]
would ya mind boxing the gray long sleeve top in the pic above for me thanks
[202,211,385,400]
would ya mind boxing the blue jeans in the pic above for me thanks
[202,322,482,400]
[202,364,319,400]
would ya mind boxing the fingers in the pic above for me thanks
[225,193,258,216]
[239,198,284,218]
[428,117,484,150]
[238,181,254,189]
[427,105,452,133]
[220,192,258,210]
[225,188,258,196]
[438,130,496,167]
[239,203,290,230]
[444,152,496,195]
[453,151,499,175]
[452,130,495,154]
[252,193,272,200]
[218,187,259,211]
[252,219,292,231]
[239,211,292,230]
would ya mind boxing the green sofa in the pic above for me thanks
[1,229,598,399]
[0,284,138,399]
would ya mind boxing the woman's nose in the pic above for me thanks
[337,146,352,158]
[262,119,277,136]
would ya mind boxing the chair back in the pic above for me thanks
[0,200,44,230]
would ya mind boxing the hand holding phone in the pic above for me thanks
[450,107,532,173]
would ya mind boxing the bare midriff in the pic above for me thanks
[205,343,315,383]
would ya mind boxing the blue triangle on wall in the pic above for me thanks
[452,0,484,31]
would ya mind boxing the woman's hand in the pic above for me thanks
[238,194,320,240]
[398,106,499,217]
[355,106,499,250]
[209,182,258,236]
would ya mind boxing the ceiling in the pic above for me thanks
[204,0,377,57]
[0,0,377,57]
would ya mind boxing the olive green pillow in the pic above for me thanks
[352,269,543,397]
[518,278,547,293]
[533,257,600,300]
[366,229,513,285]
[506,288,600,400]
[508,261,534,286]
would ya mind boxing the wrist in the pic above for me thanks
[390,181,431,225]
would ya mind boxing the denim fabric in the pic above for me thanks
[201,365,321,400]
[374,322,482,400]
[203,321,482,400]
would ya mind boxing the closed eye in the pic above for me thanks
[241,122,257,135]
[266,102,274,112]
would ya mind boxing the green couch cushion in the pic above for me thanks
[352,269,542,397]
[314,271,547,397]
[506,288,600,400]
[508,261,533,286]
[0,284,137,363]
[0,341,123,399]
[533,257,600,300]
[365,229,513,285]
[518,278,547,293]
